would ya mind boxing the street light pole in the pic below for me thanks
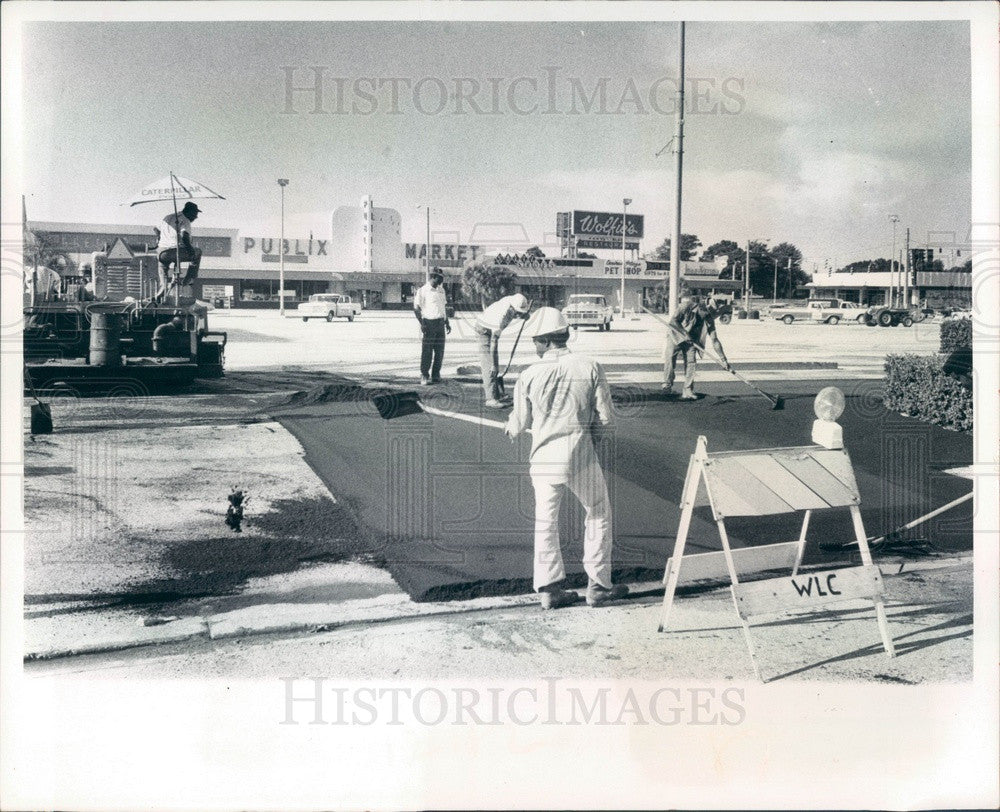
[278,179,289,316]
[772,256,779,304]
[888,213,899,308]
[668,21,686,317]
[620,197,631,315]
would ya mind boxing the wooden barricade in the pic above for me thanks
[658,435,896,681]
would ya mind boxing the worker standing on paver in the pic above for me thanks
[155,201,203,302]
[474,292,530,408]
[662,286,731,399]
[413,268,450,385]
[505,306,628,609]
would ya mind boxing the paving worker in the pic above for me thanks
[155,201,203,301]
[662,286,731,399]
[413,268,451,385]
[505,306,629,609]
[474,292,530,408]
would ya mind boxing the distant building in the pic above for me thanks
[808,269,971,308]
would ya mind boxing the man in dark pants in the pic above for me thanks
[662,286,730,399]
[413,268,451,385]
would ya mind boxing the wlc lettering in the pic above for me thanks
[791,573,842,598]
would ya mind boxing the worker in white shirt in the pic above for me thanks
[474,292,530,408]
[155,201,203,301]
[505,306,629,609]
[413,268,451,385]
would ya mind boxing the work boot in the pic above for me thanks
[586,581,629,607]
[679,390,697,401]
[483,398,508,409]
[420,375,430,386]
[539,588,582,610]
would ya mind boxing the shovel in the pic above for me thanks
[370,390,524,432]
[495,311,529,400]
[640,306,785,410]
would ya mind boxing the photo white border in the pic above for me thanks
[1,2,997,810]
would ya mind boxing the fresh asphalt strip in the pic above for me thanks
[276,378,972,603]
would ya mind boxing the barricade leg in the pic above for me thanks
[850,505,896,657]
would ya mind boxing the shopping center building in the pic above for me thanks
[27,196,971,310]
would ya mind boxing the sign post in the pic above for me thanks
[658,436,896,681]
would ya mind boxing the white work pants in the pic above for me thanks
[531,458,613,591]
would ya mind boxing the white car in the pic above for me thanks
[562,294,614,331]
[299,294,362,322]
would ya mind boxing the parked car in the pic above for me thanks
[299,294,362,322]
[562,294,614,331]
[770,299,836,324]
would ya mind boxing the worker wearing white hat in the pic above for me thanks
[505,306,629,609]
[473,292,530,408]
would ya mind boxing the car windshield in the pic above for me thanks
[569,297,602,304]
[310,295,338,302]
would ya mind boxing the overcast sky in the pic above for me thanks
[22,19,971,268]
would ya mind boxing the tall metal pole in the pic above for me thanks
[620,198,631,314]
[904,227,911,308]
[772,256,778,303]
[744,237,750,310]
[426,205,431,283]
[888,214,899,307]
[668,21,685,317]
[787,255,792,299]
[278,178,289,316]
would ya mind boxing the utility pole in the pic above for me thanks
[772,256,779,304]
[620,198,631,315]
[744,237,751,310]
[787,255,792,299]
[888,214,899,307]
[425,205,431,283]
[904,227,911,308]
[668,21,685,317]
[278,178,289,316]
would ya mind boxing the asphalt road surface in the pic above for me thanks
[277,377,972,602]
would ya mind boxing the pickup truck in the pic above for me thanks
[299,294,362,322]
[562,294,614,331]
[770,299,864,325]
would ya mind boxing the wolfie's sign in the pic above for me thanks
[571,210,645,240]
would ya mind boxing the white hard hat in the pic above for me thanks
[510,293,529,312]
[528,306,569,338]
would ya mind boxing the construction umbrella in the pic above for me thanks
[126,173,226,302]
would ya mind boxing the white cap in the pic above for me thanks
[528,306,569,338]
[510,293,529,313]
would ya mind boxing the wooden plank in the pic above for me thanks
[733,565,883,620]
[703,458,796,515]
[771,452,858,507]
[700,471,771,518]
[807,448,861,501]
[663,541,799,586]
[731,455,830,511]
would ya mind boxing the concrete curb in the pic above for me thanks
[23,554,971,662]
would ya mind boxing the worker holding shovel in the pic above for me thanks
[505,307,628,610]
[474,292,530,408]
[663,286,731,400]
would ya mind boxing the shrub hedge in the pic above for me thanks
[940,316,972,353]
[883,354,972,431]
